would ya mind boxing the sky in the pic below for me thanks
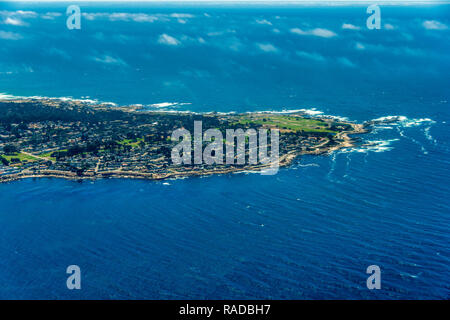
[2,0,448,3]
[0,0,448,108]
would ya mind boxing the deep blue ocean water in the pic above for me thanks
[0,2,449,299]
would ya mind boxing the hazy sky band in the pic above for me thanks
[2,0,449,4]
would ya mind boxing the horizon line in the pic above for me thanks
[2,0,449,4]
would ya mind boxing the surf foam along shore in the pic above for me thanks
[363,115,437,155]
[0,92,118,107]
[0,92,193,112]
[368,115,436,128]
[246,107,349,122]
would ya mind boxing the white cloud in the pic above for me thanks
[15,10,37,17]
[0,10,62,23]
[109,13,135,21]
[296,51,326,62]
[422,20,448,30]
[81,12,195,23]
[384,23,396,30]
[82,12,160,22]
[224,37,244,52]
[354,41,427,57]
[0,10,37,25]
[206,29,236,37]
[133,14,160,23]
[158,33,180,46]
[91,54,127,66]
[46,47,71,60]
[290,28,306,35]
[170,13,194,19]
[0,30,22,40]
[209,35,244,52]
[342,23,360,30]
[290,27,337,38]
[4,17,27,26]
[41,12,62,20]
[0,10,37,18]
[256,42,278,53]
[311,28,337,38]
[337,57,356,68]
[256,19,272,25]
[82,13,99,21]
[355,42,365,50]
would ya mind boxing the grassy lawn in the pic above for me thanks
[117,138,144,148]
[236,114,335,133]
[1,152,40,163]
[39,151,55,160]
[39,149,68,161]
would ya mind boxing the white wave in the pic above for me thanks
[369,115,436,152]
[371,125,393,131]
[0,93,16,99]
[151,109,195,114]
[247,108,322,115]
[166,176,187,181]
[343,152,351,178]
[204,111,237,115]
[0,93,197,114]
[297,163,320,168]
[404,118,436,127]
[0,92,117,106]
[372,115,408,122]
[342,139,400,154]
[234,170,261,175]
[397,127,428,154]
[326,152,337,182]
[325,115,350,121]
[248,107,351,121]
[424,127,437,145]
[297,108,324,116]
[299,108,349,121]
[147,102,191,109]
[358,139,399,153]
[370,115,435,128]
[0,94,353,122]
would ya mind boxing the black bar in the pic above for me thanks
[0,300,447,318]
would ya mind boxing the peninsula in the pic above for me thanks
[0,98,368,183]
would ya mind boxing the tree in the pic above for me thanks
[0,156,9,166]
[3,144,18,154]
[18,122,28,130]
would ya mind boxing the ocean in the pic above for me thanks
[0,2,449,299]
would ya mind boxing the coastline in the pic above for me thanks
[0,122,367,184]
[0,97,370,183]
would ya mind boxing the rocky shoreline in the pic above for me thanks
[0,123,367,184]
[0,97,371,184]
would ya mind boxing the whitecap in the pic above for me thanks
[346,139,400,154]
[0,92,118,106]
[396,127,428,154]
[297,163,320,168]
[424,127,437,145]
[148,102,180,108]
[369,115,435,128]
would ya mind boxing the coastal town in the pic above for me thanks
[0,97,367,183]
